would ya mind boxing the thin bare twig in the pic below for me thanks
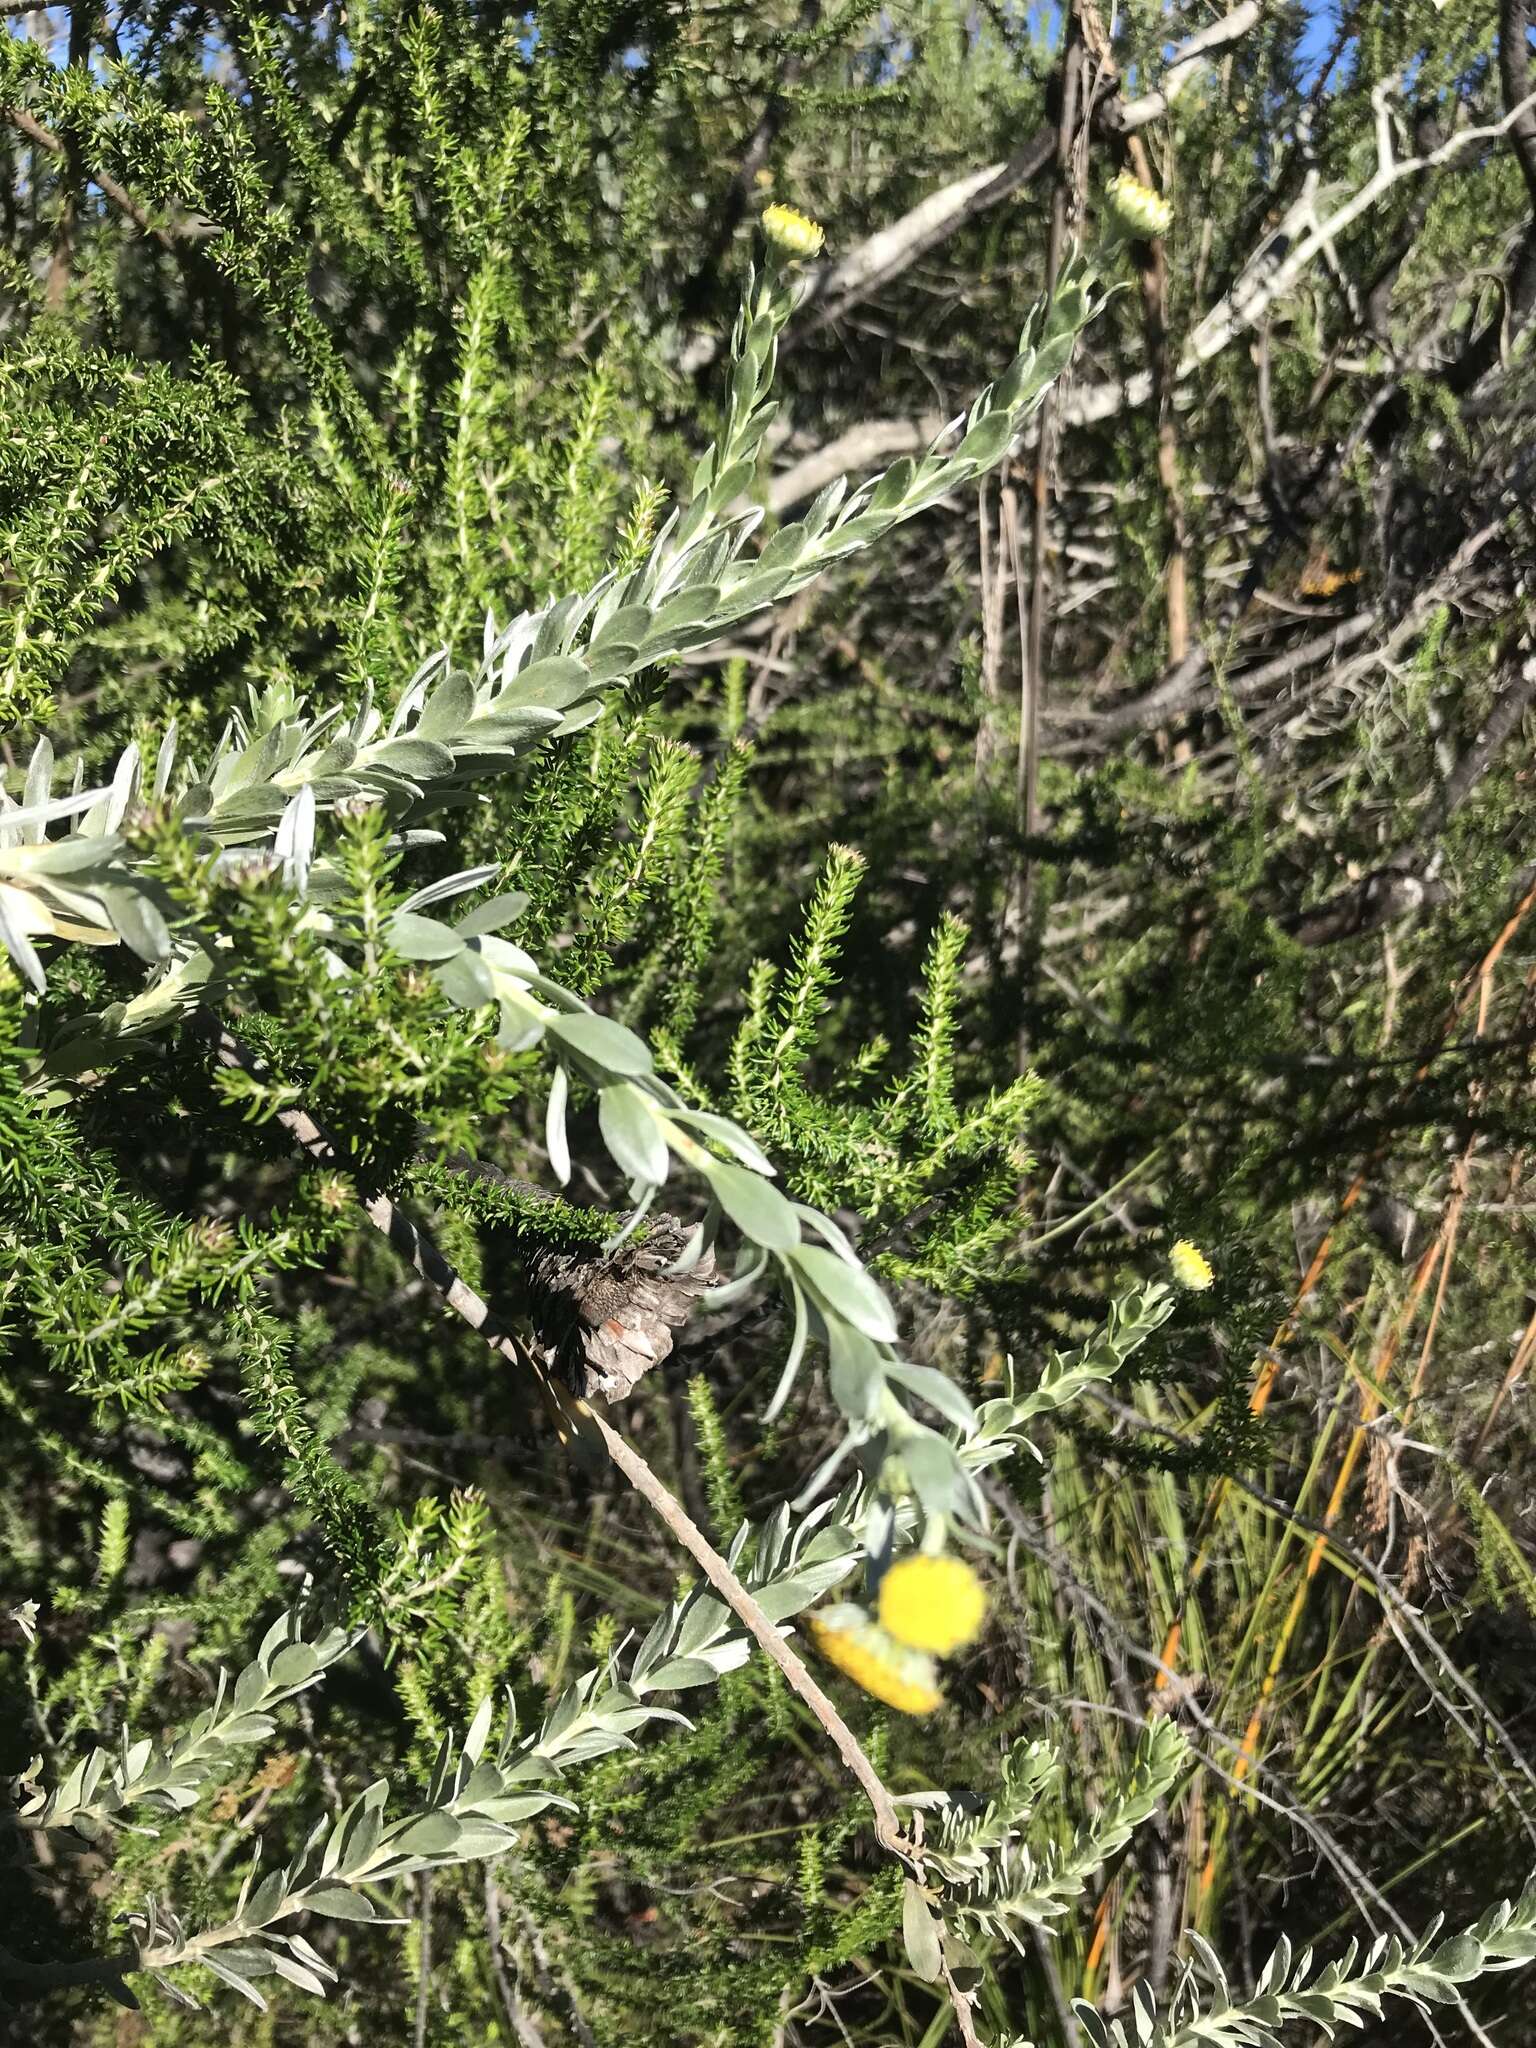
[767,86,1536,518]
[207,1025,916,1868]
[4,103,216,251]
[514,1901,597,2048]
[1108,2,1265,133]
[414,1872,434,2048]
[484,1871,547,2048]
[202,1026,1019,2038]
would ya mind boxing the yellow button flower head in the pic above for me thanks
[1170,1238,1214,1291]
[762,203,825,259]
[1106,170,1174,239]
[877,1553,987,1657]
[809,1604,943,1716]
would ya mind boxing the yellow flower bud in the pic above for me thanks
[1170,1238,1214,1291]
[877,1553,987,1656]
[809,1604,943,1715]
[762,203,825,259]
[1106,170,1174,239]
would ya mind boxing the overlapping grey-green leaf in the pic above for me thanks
[918,1724,1536,2037]
[15,1611,355,1840]
[1,247,1101,1508]
[1,247,1099,1008]
[900,1721,1188,1991]
[14,1496,866,2010]
[11,1279,1212,2015]
[1056,1882,1536,2048]
[979,1280,1177,1445]
[932,1720,1188,1949]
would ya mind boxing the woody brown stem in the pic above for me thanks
[208,1025,917,1867]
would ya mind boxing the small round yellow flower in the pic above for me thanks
[809,1605,943,1716]
[877,1554,987,1657]
[1106,170,1174,239]
[762,203,825,259]
[1170,1238,1214,1291]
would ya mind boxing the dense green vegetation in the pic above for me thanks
[3,1,1536,2042]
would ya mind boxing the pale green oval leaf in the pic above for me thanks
[791,1243,899,1342]
[598,1083,670,1189]
[300,1885,376,1922]
[387,913,463,961]
[705,1159,800,1252]
[548,1010,655,1076]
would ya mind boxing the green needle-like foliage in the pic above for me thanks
[5,3,1536,2043]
